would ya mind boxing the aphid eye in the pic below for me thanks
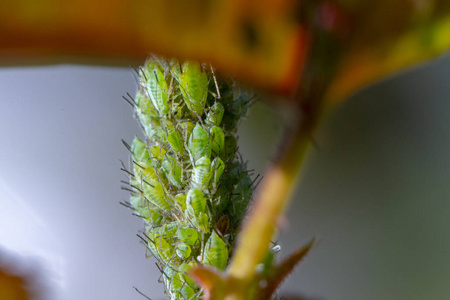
[176,61,209,116]
[203,231,228,270]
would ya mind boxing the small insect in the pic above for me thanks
[203,231,228,270]
[188,124,211,161]
[209,125,225,156]
[177,227,199,246]
[211,157,225,191]
[141,61,170,116]
[206,102,225,126]
[191,156,212,190]
[176,61,209,116]
[186,188,206,214]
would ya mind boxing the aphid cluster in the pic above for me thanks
[123,57,254,299]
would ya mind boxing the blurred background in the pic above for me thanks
[0,53,450,299]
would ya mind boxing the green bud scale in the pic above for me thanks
[125,56,253,299]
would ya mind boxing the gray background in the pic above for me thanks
[0,53,449,300]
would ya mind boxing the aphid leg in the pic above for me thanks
[133,286,153,300]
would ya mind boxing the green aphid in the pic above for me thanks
[211,157,225,191]
[143,181,172,211]
[175,193,187,211]
[177,227,199,246]
[176,243,192,259]
[134,91,158,129]
[167,126,184,154]
[203,231,228,270]
[148,233,174,262]
[133,164,171,211]
[162,222,179,240]
[206,102,224,126]
[188,124,211,162]
[191,156,212,190]
[130,195,163,225]
[141,61,170,116]
[196,211,210,233]
[164,266,183,292]
[186,188,206,214]
[131,137,150,162]
[209,126,225,156]
[178,262,197,288]
[176,61,209,116]
[148,125,169,146]
[162,154,184,189]
[178,121,195,144]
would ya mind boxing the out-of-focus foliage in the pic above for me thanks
[0,0,308,94]
[0,267,28,300]
[1,1,450,101]
[326,0,450,104]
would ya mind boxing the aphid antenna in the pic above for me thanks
[133,286,153,300]
[139,66,148,82]
[132,213,146,220]
[141,178,156,189]
[121,186,135,193]
[120,167,135,178]
[130,184,144,194]
[119,201,133,209]
[250,174,261,188]
[253,175,264,191]
[122,94,135,108]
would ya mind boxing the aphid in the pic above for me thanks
[178,121,195,144]
[177,227,199,246]
[186,188,206,214]
[131,137,150,162]
[148,232,173,262]
[162,154,184,189]
[206,102,224,126]
[176,243,192,259]
[211,157,225,191]
[203,231,228,270]
[176,61,209,116]
[141,61,170,116]
[175,193,187,211]
[209,126,225,156]
[167,126,184,154]
[191,156,212,190]
[188,124,211,161]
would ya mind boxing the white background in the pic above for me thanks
[1,54,450,300]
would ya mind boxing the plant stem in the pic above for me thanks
[228,101,317,282]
